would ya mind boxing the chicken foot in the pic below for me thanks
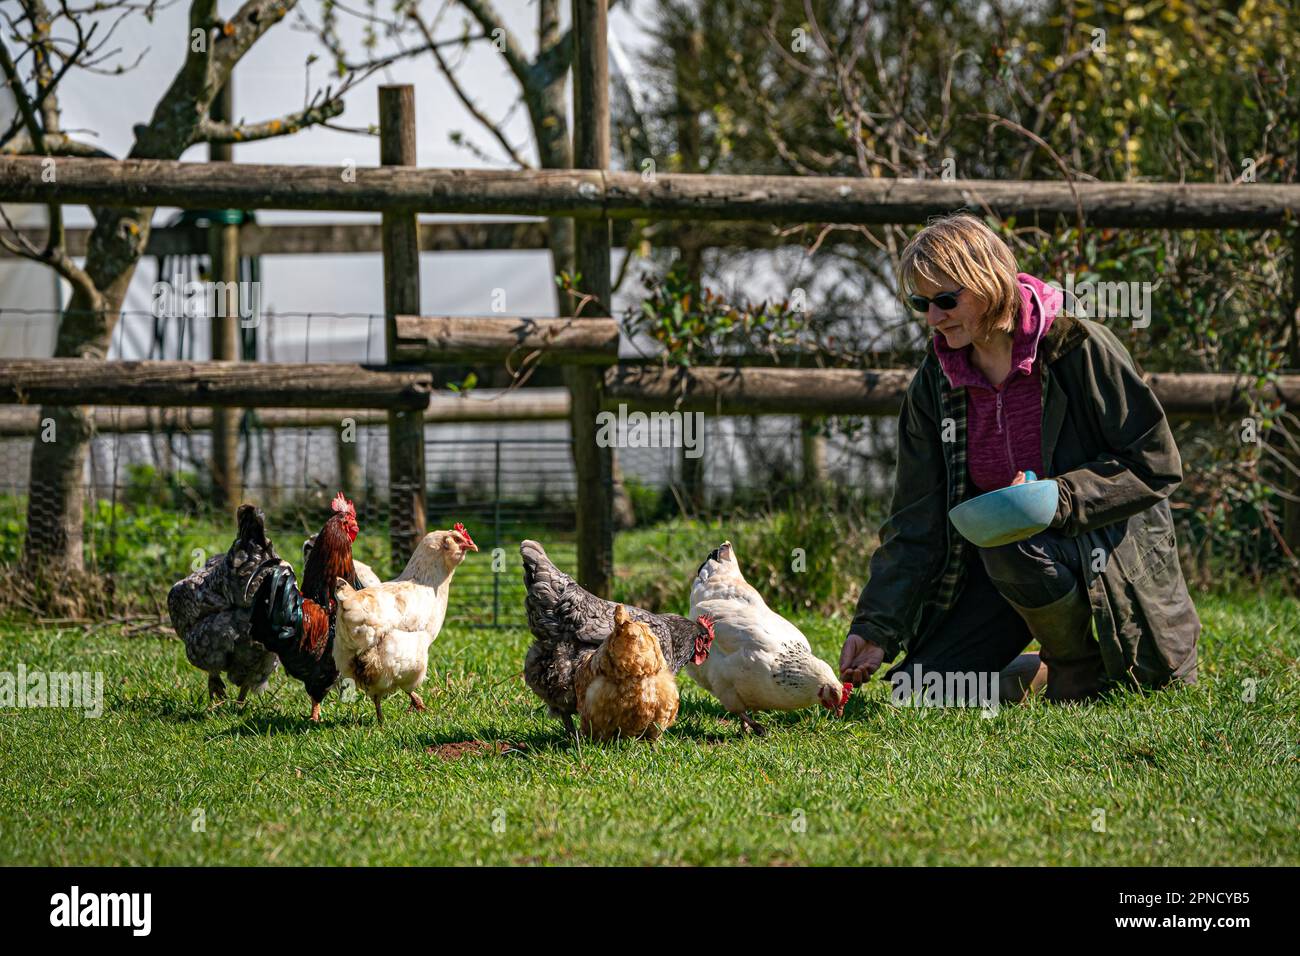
[309,700,322,722]
[407,691,426,713]
[737,711,766,737]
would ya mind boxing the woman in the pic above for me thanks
[839,214,1200,702]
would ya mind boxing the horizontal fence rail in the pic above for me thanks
[0,221,550,258]
[603,365,1300,419]
[605,366,917,416]
[0,360,433,409]
[0,390,573,435]
[392,315,621,365]
[1,359,1293,420]
[3,157,1300,227]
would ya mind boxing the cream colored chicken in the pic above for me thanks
[575,605,680,742]
[332,524,476,724]
[688,541,849,735]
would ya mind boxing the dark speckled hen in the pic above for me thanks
[520,539,713,734]
[167,505,284,705]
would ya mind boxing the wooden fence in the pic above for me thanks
[1,0,1298,590]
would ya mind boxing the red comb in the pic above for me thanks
[452,522,475,548]
[331,492,355,517]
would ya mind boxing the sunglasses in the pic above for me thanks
[907,287,965,313]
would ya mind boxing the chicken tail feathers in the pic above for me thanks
[248,564,303,656]
[519,539,557,589]
[520,539,607,646]
[520,539,568,619]
[235,504,270,552]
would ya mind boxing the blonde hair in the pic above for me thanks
[899,214,1021,336]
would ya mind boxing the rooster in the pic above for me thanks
[332,524,477,725]
[167,505,283,706]
[575,605,680,742]
[520,539,714,735]
[247,492,360,722]
[304,534,381,589]
[688,541,850,736]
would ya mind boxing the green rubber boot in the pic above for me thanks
[1006,584,1105,702]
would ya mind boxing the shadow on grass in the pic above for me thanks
[114,695,220,725]
[116,692,330,736]
[206,711,329,738]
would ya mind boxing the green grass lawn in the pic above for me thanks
[0,590,1296,866]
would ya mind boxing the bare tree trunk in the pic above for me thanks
[16,0,348,572]
[531,0,575,305]
[529,1,632,534]
[24,218,139,569]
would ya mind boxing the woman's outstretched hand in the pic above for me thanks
[840,634,886,685]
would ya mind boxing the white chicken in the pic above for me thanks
[687,541,850,735]
[332,524,477,724]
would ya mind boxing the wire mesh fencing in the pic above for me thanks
[0,405,896,624]
[2,304,903,624]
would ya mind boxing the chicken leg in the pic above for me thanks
[207,674,227,707]
[372,697,385,726]
[738,711,766,737]
[309,700,322,722]
[407,691,426,713]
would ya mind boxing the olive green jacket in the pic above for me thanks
[849,312,1200,687]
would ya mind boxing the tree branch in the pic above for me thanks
[409,7,531,168]
[455,0,532,83]
[0,35,46,151]
[0,204,99,305]
[196,95,346,145]
[0,130,115,157]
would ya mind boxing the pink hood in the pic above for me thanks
[934,273,1063,389]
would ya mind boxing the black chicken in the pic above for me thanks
[167,504,284,705]
[248,493,360,722]
[520,539,714,734]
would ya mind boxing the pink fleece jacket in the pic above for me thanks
[933,273,1063,494]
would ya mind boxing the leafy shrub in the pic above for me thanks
[615,496,883,618]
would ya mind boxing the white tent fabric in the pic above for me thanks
[0,84,63,358]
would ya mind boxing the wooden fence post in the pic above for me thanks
[801,417,827,487]
[1285,215,1300,554]
[209,81,241,512]
[337,421,362,506]
[380,85,427,571]
[1285,131,1300,554]
[570,0,615,596]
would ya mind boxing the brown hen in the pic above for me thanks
[574,605,680,742]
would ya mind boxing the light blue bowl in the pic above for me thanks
[947,471,1059,548]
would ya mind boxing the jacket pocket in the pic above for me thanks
[1111,513,1170,583]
